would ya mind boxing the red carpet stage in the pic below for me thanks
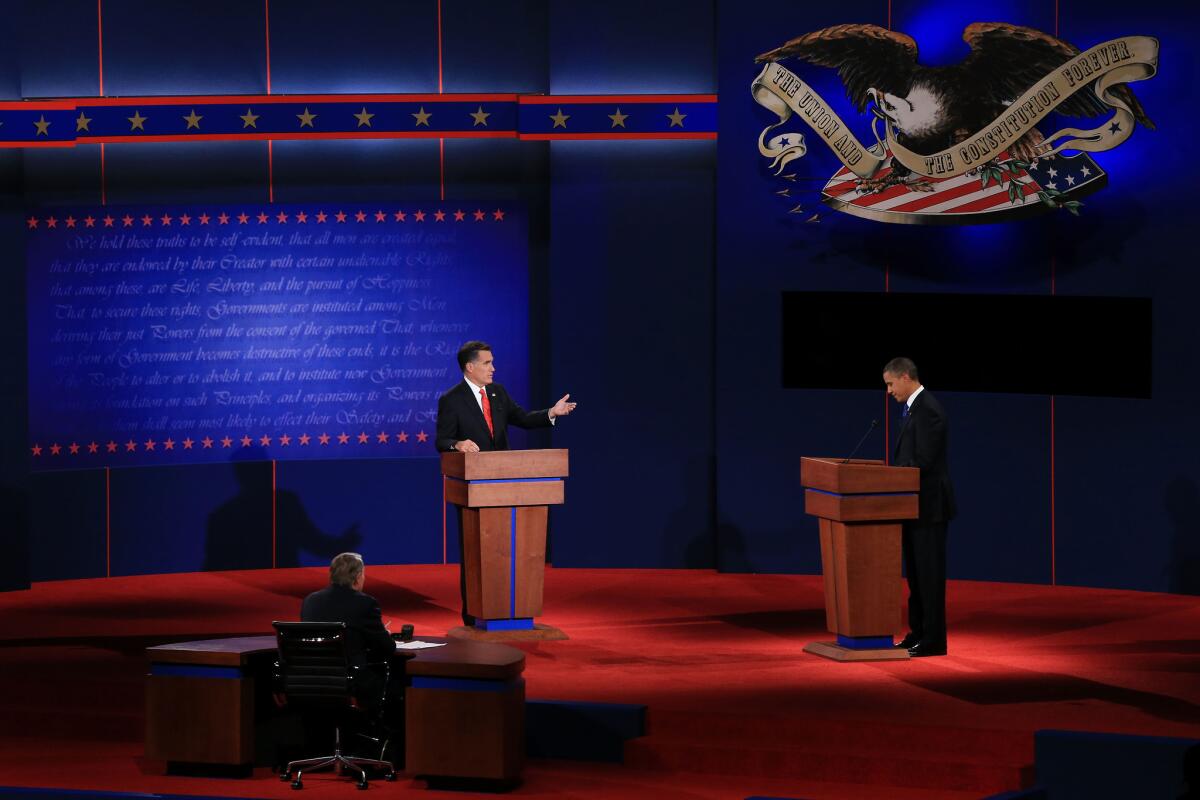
[1,566,1198,799]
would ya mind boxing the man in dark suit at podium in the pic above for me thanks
[436,341,577,625]
[883,357,956,658]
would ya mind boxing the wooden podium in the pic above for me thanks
[800,457,919,661]
[442,449,568,639]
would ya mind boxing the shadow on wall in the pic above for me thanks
[205,446,361,571]
[0,482,29,591]
[1183,743,1200,799]
[661,454,719,569]
[1167,476,1200,595]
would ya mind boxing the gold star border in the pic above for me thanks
[2,96,715,144]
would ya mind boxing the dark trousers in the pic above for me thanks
[902,520,948,647]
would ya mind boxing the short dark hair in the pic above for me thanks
[457,340,491,372]
[883,357,919,381]
[329,552,364,587]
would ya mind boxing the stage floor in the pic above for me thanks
[1,566,1198,799]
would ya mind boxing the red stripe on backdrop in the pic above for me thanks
[520,132,717,141]
[0,101,76,111]
[77,93,517,106]
[264,0,273,96]
[0,141,75,149]
[437,1,444,203]
[944,181,1037,214]
[84,131,515,144]
[824,168,896,198]
[884,249,890,464]
[882,178,983,213]
[1051,395,1057,585]
[1051,251,1057,586]
[519,94,718,104]
[883,392,890,465]
[851,179,926,208]
[1052,0,1059,586]
[97,0,105,96]
[105,467,111,578]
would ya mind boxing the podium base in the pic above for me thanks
[447,622,569,642]
[804,641,909,662]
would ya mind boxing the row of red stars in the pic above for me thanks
[26,208,506,229]
[31,430,430,456]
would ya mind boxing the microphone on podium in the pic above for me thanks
[842,419,879,464]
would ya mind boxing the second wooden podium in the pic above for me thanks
[800,456,919,661]
[442,449,568,638]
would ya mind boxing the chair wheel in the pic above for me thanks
[357,779,369,789]
[291,778,303,789]
[384,772,396,782]
[279,771,291,781]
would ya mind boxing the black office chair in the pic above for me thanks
[272,621,396,790]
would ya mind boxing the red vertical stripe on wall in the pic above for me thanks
[884,257,890,462]
[105,467,111,577]
[1050,250,1057,585]
[1050,396,1057,585]
[1052,0,1060,585]
[883,393,890,465]
[97,0,105,96]
[265,1,274,203]
[438,1,445,200]
[264,0,273,95]
[98,2,106,205]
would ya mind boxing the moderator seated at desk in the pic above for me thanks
[145,634,526,783]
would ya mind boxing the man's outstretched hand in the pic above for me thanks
[550,393,577,419]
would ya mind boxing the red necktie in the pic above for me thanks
[480,388,494,437]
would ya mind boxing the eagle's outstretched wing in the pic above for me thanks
[962,22,1154,129]
[755,24,918,113]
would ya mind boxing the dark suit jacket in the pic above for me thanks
[300,584,395,667]
[435,380,552,452]
[894,388,957,524]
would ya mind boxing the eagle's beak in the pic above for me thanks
[866,88,890,122]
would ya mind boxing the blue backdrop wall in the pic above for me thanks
[1,0,1195,595]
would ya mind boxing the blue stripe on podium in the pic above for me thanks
[837,634,894,650]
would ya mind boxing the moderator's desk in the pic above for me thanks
[146,635,525,782]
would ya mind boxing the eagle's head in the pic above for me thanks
[867,83,949,141]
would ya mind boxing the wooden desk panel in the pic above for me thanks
[145,634,526,777]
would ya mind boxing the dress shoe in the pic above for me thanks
[907,642,947,657]
[895,633,921,650]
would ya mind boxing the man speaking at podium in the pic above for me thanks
[883,357,956,658]
[436,340,577,624]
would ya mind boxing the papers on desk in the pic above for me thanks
[395,640,447,650]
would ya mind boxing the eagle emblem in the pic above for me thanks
[751,23,1159,225]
